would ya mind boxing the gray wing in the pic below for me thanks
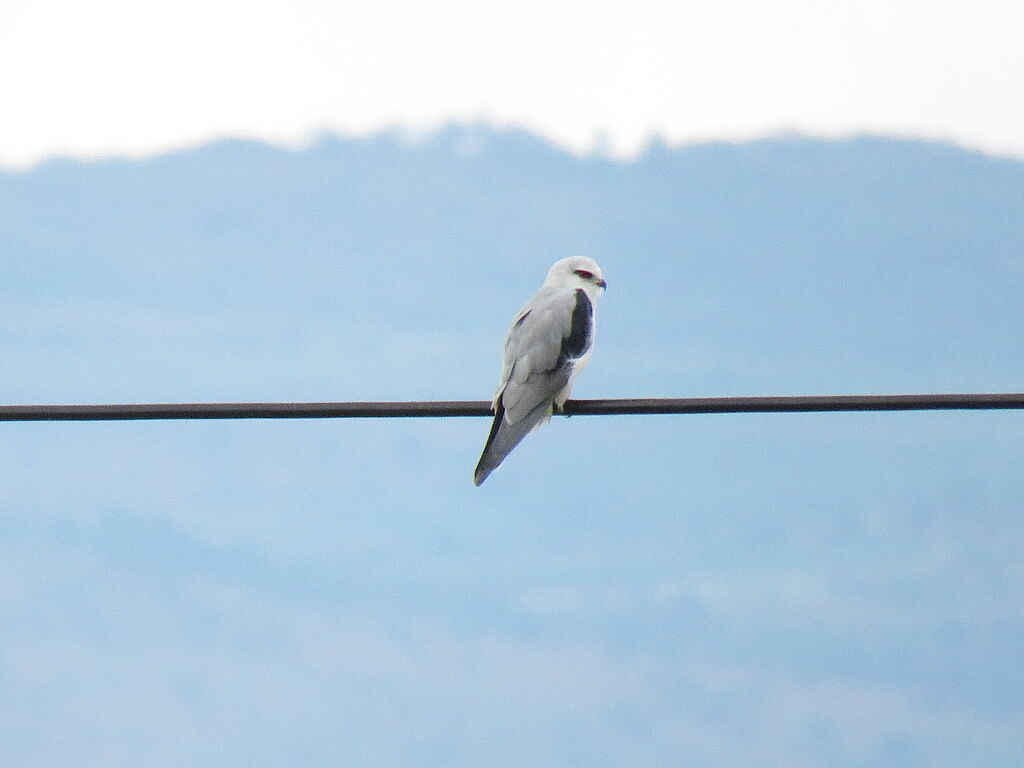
[474,286,593,485]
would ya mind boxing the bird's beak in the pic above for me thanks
[597,278,607,290]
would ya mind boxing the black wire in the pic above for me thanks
[1,393,1023,421]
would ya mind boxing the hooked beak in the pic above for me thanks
[597,278,607,290]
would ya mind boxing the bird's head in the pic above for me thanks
[545,256,607,296]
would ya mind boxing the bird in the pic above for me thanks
[473,256,607,485]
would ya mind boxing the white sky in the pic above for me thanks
[1,0,1023,168]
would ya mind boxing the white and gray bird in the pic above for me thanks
[473,256,607,485]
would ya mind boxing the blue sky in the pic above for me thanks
[1,0,1023,166]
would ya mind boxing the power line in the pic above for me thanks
[1,393,1023,422]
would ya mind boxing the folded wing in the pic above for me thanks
[473,287,594,485]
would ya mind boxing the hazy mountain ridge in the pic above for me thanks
[3,126,1022,396]
[1,126,1022,767]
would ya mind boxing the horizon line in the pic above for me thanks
[4,121,1022,174]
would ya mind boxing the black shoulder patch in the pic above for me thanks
[560,289,593,361]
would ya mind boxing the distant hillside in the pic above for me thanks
[1,126,1022,768]
[3,126,1022,402]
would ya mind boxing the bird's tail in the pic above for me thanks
[473,398,551,486]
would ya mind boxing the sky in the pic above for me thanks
[2,0,1023,168]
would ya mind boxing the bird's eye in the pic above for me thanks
[573,269,594,280]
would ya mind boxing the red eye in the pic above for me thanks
[574,269,594,280]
